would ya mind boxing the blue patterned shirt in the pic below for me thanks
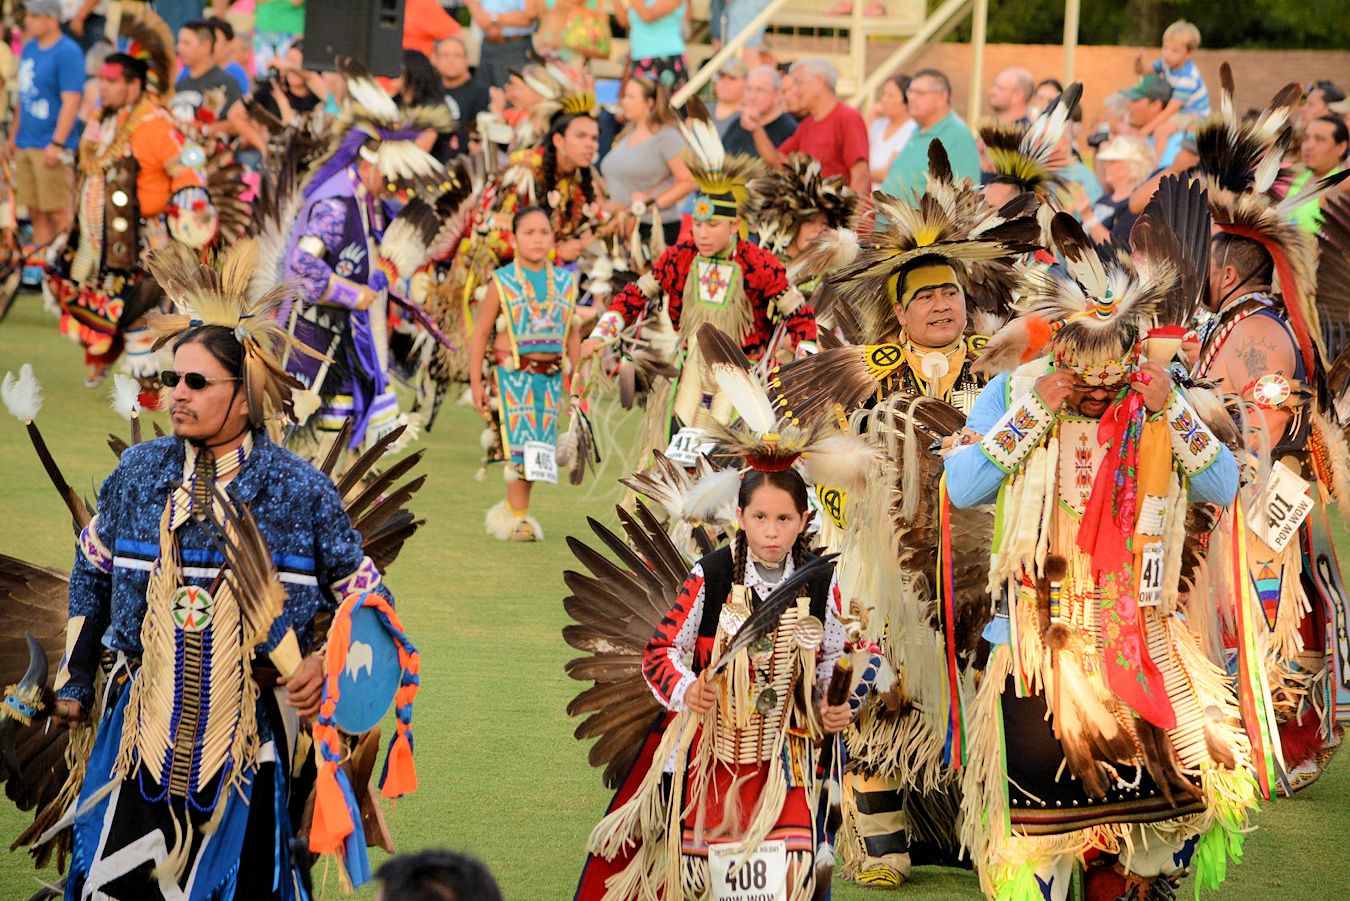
[59,431,389,707]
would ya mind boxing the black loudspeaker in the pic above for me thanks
[303,0,405,77]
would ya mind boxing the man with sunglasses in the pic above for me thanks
[49,245,410,897]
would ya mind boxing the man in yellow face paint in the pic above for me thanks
[769,145,1040,888]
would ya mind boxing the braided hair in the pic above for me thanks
[734,468,812,588]
[539,114,598,221]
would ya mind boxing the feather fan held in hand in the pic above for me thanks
[562,503,691,788]
[329,422,428,572]
[145,240,319,429]
[0,556,78,871]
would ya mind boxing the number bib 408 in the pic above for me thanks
[708,839,787,901]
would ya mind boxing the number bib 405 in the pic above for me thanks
[523,440,558,483]
[708,839,787,901]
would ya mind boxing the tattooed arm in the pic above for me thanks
[1211,315,1297,452]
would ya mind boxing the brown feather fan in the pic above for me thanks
[563,503,690,788]
[0,556,78,869]
[330,423,429,571]
[770,343,901,430]
[1129,174,1211,328]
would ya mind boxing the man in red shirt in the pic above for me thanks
[740,57,869,195]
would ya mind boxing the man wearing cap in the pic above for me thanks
[1083,135,1155,246]
[48,49,213,390]
[743,58,870,195]
[1123,74,1184,169]
[11,0,83,266]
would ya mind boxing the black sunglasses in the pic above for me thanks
[160,370,239,390]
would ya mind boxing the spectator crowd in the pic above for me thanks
[4,2,1345,293]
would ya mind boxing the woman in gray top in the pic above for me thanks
[600,77,696,246]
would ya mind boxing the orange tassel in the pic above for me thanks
[310,759,356,855]
[380,731,418,799]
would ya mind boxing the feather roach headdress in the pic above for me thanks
[790,141,1040,343]
[117,7,176,97]
[678,96,763,223]
[309,58,456,199]
[977,212,1177,383]
[145,240,319,428]
[522,62,595,126]
[1196,63,1349,377]
[979,82,1082,206]
[746,154,858,255]
[695,324,878,486]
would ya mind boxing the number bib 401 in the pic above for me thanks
[708,839,787,901]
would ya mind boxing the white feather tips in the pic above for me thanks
[1,363,42,422]
[709,365,777,435]
[109,373,141,420]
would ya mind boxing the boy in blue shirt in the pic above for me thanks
[1132,19,1210,147]
[11,0,84,267]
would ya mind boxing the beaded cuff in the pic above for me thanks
[979,390,1054,472]
[1164,391,1220,476]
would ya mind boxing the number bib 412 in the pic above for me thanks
[708,839,787,901]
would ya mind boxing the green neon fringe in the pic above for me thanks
[994,859,1045,901]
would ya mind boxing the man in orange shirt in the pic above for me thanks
[404,0,463,58]
[47,49,214,390]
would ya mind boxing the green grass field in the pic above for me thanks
[1,292,1347,899]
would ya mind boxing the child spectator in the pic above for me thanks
[1132,18,1210,144]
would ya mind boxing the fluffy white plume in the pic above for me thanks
[2,363,42,422]
[799,433,880,493]
[109,373,141,420]
[709,364,777,435]
[683,466,741,527]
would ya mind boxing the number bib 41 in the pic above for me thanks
[708,839,787,901]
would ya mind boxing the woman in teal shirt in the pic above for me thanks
[616,0,687,90]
